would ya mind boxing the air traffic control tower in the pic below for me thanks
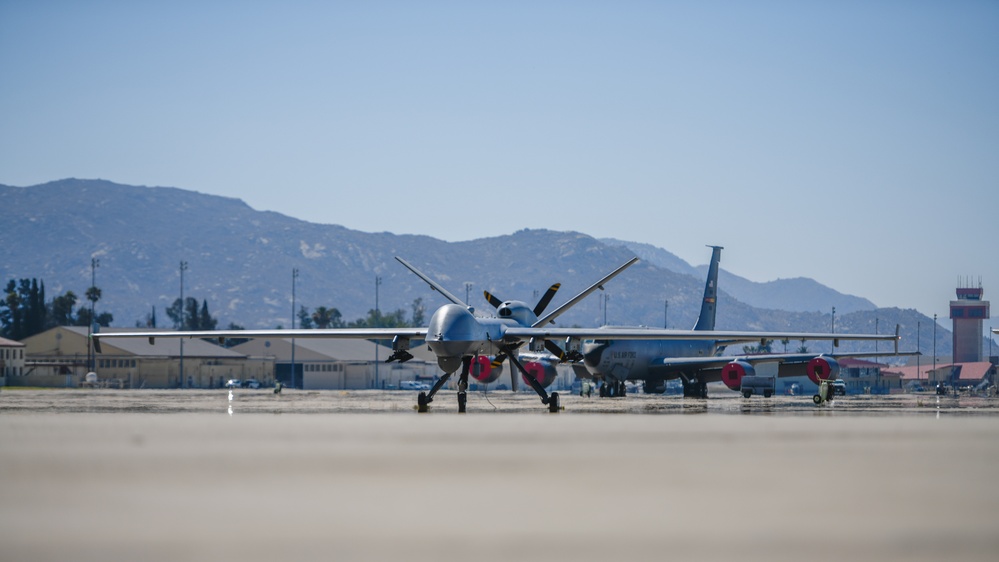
[950,281,990,362]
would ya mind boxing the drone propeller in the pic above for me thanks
[483,282,565,391]
[484,290,503,309]
[525,283,580,360]
[543,339,570,362]
[533,283,561,316]
[489,349,517,391]
[494,348,525,392]
[483,283,561,316]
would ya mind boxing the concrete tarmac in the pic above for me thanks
[2,388,998,562]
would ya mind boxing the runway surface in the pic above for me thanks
[2,388,998,562]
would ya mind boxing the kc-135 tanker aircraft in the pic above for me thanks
[93,253,900,412]
[571,246,911,399]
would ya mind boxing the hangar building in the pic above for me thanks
[17,326,274,389]
[230,337,437,390]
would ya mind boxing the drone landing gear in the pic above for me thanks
[505,349,561,413]
[417,371,452,413]
[457,357,470,413]
[416,357,473,413]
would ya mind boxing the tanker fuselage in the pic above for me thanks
[581,336,723,381]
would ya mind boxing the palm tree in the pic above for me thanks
[85,286,101,307]
[311,306,342,329]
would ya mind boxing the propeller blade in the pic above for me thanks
[483,290,503,309]
[490,353,506,370]
[533,283,561,316]
[544,339,568,362]
[509,355,519,392]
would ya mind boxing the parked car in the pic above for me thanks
[399,380,431,391]
[831,379,846,396]
[225,379,242,388]
[243,379,261,389]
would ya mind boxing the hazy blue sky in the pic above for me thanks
[2,1,997,325]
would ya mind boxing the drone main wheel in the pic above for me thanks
[548,392,560,413]
[417,392,429,413]
[457,391,467,413]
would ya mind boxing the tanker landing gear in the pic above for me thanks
[643,378,666,394]
[598,380,627,398]
[680,375,708,399]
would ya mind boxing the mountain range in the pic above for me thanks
[1,179,950,357]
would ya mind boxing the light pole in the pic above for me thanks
[88,257,99,372]
[179,261,187,389]
[664,299,668,329]
[874,317,880,390]
[291,268,298,389]
[917,321,921,385]
[933,314,937,381]
[375,276,381,389]
[603,293,610,325]
[830,306,836,353]
[465,282,473,306]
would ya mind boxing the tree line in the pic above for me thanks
[1,278,113,341]
[1,276,428,342]
[292,297,426,330]
[0,277,222,341]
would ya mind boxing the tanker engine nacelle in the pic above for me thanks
[721,361,756,391]
[806,356,840,384]
[521,359,559,389]
[470,356,503,385]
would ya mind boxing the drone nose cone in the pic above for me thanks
[426,304,480,360]
[428,304,478,340]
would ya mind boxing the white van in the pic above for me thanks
[400,381,430,391]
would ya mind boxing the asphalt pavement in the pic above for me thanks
[2,388,997,562]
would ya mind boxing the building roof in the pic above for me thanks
[0,336,25,347]
[883,361,994,381]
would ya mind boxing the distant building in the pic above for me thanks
[838,357,902,394]
[230,337,437,390]
[884,361,995,391]
[18,327,274,389]
[950,283,990,362]
[1,336,26,385]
